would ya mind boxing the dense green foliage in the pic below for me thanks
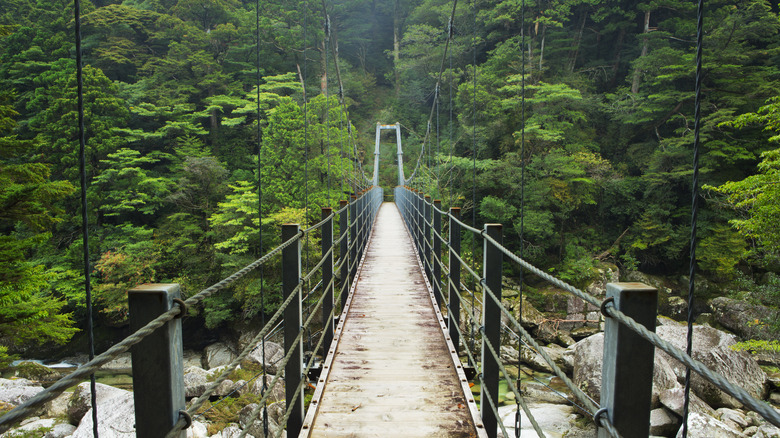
[1,0,779,357]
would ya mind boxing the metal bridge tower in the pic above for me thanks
[373,122,404,187]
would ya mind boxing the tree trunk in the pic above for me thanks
[320,37,328,95]
[609,27,626,89]
[631,10,651,94]
[393,0,401,98]
[568,11,587,73]
[539,25,546,72]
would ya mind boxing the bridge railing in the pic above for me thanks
[0,187,384,438]
[394,185,780,438]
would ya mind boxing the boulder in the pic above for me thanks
[754,424,780,438]
[572,334,604,401]
[519,297,546,329]
[497,403,593,438]
[655,322,767,408]
[70,386,134,437]
[211,424,244,438]
[0,378,43,407]
[649,407,680,437]
[572,333,680,407]
[68,382,128,424]
[184,350,204,369]
[659,387,715,418]
[674,412,746,438]
[717,408,751,431]
[245,342,284,374]
[586,264,620,297]
[710,297,776,341]
[520,381,572,405]
[187,420,209,438]
[101,352,132,371]
[239,403,285,438]
[250,375,285,403]
[44,391,71,419]
[0,418,76,438]
[12,361,61,383]
[665,296,688,321]
[184,366,211,398]
[204,342,237,369]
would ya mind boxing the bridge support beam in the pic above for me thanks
[599,282,657,438]
[432,199,442,308]
[448,207,461,353]
[322,208,334,355]
[282,224,304,437]
[481,224,502,438]
[129,284,185,438]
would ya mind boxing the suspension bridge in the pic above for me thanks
[2,121,780,438]
[2,0,780,436]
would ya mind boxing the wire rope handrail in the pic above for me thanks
[0,228,304,432]
[396,186,780,431]
[0,188,382,434]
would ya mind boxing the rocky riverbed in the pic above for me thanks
[1,267,780,437]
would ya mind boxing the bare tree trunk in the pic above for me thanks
[568,12,587,72]
[539,25,546,72]
[394,0,401,98]
[609,27,626,88]
[631,10,651,94]
[320,38,328,95]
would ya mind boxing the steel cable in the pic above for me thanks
[404,0,460,184]
[683,0,705,435]
[0,230,303,431]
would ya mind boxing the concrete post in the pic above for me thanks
[432,199,442,307]
[282,224,303,436]
[321,208,334,354]
[339,200,349,310]
[129,284,186,438]
[349,195,357,283]
[448,207,461,354]
[481,224,502,438]
[599,282,657,438]
[424,195,432,285]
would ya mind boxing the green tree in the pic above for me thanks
[0,95,77,365]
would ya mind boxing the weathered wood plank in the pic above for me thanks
[301,203,485,438]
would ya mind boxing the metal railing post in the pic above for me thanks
[414,191,422,256]
[282,224,303,436]
[424,195,432,285]
[433,199,442,308]
[339,200,349,310]
[448,208,461,354]
[321,208,334,354]
[599,282,657,438]
[356,192,363,266]
[128,284,185,438]
[349,195,358,283]
[481,224,503,438]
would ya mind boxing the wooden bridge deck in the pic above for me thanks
[301,202,486,438]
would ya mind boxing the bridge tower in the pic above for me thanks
[373,123,404,187]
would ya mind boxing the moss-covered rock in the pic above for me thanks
[13,361,61,383]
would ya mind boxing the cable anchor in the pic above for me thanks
[600,297,615,318]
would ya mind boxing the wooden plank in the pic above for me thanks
[301,203,486,438]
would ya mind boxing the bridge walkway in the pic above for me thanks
[301,202,485,437]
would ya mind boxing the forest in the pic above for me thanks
[1,0,779,364]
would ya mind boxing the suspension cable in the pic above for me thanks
[515,0,527,435]
[255,0,268,435]
[683,0,704,435]
[73,0,99,434]
[404,0,459,185]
